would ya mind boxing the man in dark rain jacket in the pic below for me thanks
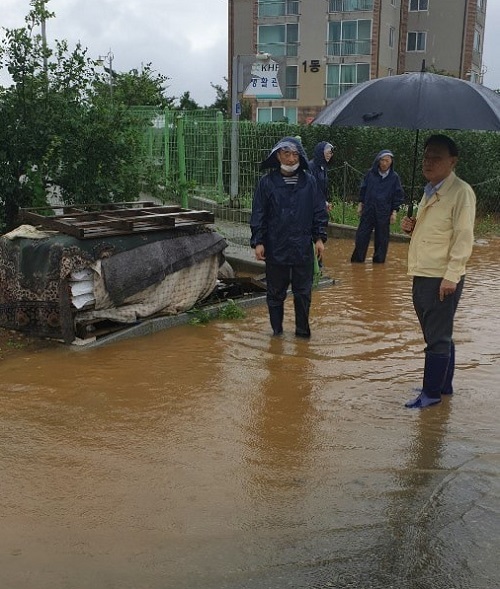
[351,149,405,264]
[308,141,335,205]
[250,137,328,338]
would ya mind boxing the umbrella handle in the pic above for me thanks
[408,129,419,220]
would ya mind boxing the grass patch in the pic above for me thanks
[329,201,406,234]
[6,340,25,349]
[329,201,500,237]
[218,299,246,320]
[188,299,246,325]
[475,213,500,237]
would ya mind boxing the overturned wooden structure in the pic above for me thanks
[18,201,215,239]
[0,202,237,344]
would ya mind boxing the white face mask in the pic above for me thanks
[280,163,300,173]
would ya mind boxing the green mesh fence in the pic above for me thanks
[132,108,500,247]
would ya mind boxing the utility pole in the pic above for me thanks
[97,50,115,101]
[41,16,48,74]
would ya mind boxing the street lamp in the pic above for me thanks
[96,50,114,99]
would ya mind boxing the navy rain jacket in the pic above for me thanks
[359,150,405,218]
[308,141,334,201]
[250,137,328,266]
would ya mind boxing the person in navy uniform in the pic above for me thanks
[308,141,335,209]
[351,149,405,264]
[250,137,328,338]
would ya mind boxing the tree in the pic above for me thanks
[207,78,252,119]
[208,79,228,115]
[425,64,457,77]
[177,91,200,110]
[0,0,149,231]
[93,63,175,109]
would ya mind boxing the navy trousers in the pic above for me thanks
[265,262,313,336]
[412,276,465,355]
[351,208,391,263]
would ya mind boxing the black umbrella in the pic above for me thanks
[312,70,500,214]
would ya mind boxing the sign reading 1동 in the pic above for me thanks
[243,59,283,99]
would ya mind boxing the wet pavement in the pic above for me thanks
[0,237,499,589]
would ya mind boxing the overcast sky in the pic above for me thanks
[0,0,228,106]
[1,0,499,106]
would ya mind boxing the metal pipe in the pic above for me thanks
[41,17,48,74]
[164,109,170,188]
[216,111,224,199]
[230,54,241,203]
[177,116,188,208]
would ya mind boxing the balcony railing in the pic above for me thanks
[327,39,371,56]
[325,83,357,99]
[283,85,298,99]
[329,0,373,12]
[258,1,300,17]
[257,42,299,57]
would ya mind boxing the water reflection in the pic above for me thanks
[244,337,317,505]
[387,402,457,588]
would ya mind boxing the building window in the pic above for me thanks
[256,107,298,123]
[326,63,370,99]
[258,24,299,57]
[407,31,426,52]
[477,0,485,12]
[329,0,373,11]
[389,26,395,48]
[284,65,298,99]
[328,20,372,56]
[409,0,428,11]
[473,29,481,52]
[258,0,300,18]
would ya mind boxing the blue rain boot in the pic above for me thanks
[441,342,455,395]
[405,353,449,409]
[268,305,284,336]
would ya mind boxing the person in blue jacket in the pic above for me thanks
[351,149,405,264]
[250,137,328,338]
[308,141,335,207]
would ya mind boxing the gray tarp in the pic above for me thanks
[101,232,227,305]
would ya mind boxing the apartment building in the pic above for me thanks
[228,0,488,124]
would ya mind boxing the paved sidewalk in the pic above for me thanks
[213,218,409,274]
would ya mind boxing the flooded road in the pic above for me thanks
[1,238,499,589]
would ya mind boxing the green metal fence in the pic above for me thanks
[133,108,500,247]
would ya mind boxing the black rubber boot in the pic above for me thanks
[442,342,455,395]
[268,305,284,336]
[405,352,449,408]
[294,294,311,338]
[350,250,365,263]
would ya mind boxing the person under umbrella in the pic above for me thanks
[250,137,328,338]
[401,134,476,409]
[351,149,405,264]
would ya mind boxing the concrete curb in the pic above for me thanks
[72,276,334,350]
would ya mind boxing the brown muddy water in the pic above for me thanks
[1,237,499,589]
